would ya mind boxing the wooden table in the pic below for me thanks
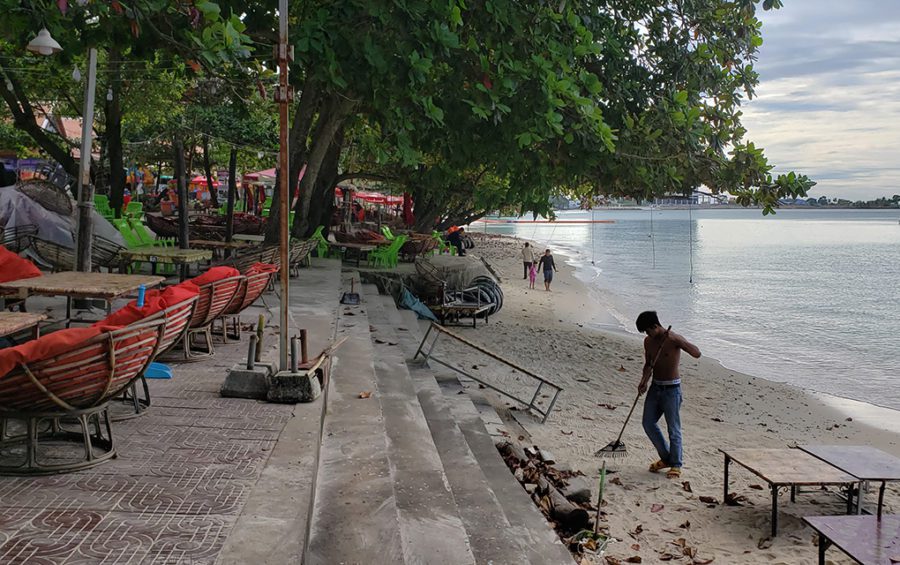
[329,242,376,267]
[233,234,265,243]
[800,445,900,519]
[0,272,165,326]
[803,515,900,565]
[721,448,857,536]
[189,239,252,260]
[119,247,212,280]
[0,312,46,339]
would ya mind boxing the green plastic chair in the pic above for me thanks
[369,235,407,269]
[310,225,330,258]
[431,231,455,255]
[381,226,396,240]
[262,197,273,217]
[125,201,143,219]
[94,195,114,220]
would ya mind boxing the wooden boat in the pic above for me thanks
[145,213,267,241]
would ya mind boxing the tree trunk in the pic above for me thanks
[298,129,343,238]
[265,79,321,243]
[225,147,237,250]
[294,97,355,237]
[203,134,219,208]
[0,69,79,180]
[106,52,126,219]
[174,136,189,250]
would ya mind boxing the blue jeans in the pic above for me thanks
[642,383,683,467]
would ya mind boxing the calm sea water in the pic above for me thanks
[475,208,900,411]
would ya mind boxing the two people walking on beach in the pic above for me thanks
[635,311,701,478]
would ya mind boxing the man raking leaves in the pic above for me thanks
[596,312,701,480]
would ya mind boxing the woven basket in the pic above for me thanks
[16,180,73,216]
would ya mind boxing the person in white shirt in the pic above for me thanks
[521,242,535,279]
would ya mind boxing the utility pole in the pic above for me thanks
[73,48,98,272]
[275,0,293,370]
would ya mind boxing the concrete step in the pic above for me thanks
[362,285,476,564]
[368,294,528,564]
[305,281,404,564]
[385,303,573,564]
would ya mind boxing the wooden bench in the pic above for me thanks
[432,302,492,328]
[803,515,900,565]
[720,448,857,537]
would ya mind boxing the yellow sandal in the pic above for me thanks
[666,467,682,479]
[648,460,669,473]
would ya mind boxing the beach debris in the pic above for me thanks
[698,496,718,505]
[598,403,618,410]
[581,415,595,421]
[681,481,693,493]
[358,391,372,399]
[679,520,690,529]
[628,524,643,539]
[576,377,590,382]
[561,430,574,435]
[710,417,723,422]
[757,537,773,550]
[650,503,664,513]
[610,477,624,486]
[617,365,627,372]
[749,484,764,490]
[725,493,749,506]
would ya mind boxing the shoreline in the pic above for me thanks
[452,232,898,564]
[539,235,900,425]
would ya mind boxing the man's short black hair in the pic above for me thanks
[635,311,661,333]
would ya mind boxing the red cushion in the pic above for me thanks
[190,266,239,286]
[0,245,42,283]
[94,294,166,328]
[0,326,112,378]
[245,262,278,275]
[160,281,200,306]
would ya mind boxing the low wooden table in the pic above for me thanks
[0,312,46,339]
[329,242,376,267]
[119,247,212,280]
[803,515,900,565]
[189,239,252,260]
[0,272,165,326]
[721,448,857,537]
[800,445,900,519]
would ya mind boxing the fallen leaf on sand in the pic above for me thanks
[749,484,764,490]
[757,537,773,550]
[625,558,642,564]
[598,403,618,410]
[672,538,687,548]
[679,520,691,529]
[561,430,574,436]
[682,481,692,493]
[693,558,715,565]
[659,554,678,561]
[618,365,627,372]
[374,338,387,344]
[725,493,749,506]
[610,477,624,486]
[344,311,356,316]
[576,377,590,382]
[630,544,640,551]
[628,524,643,539]
[710,417,723,422]
[699,496,718,505]
[651,503,664,513]
[581,415,595,421]
[358,391,372,399]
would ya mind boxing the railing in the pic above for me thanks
[414,322,563,423]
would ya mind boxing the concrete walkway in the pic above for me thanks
[0,259,341,565]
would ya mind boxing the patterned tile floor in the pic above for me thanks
[0,309,295,565]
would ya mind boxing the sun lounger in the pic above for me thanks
[720,448,858,536]
[799,445,900,519]
[0,319,164,474]
[803,515,900,565]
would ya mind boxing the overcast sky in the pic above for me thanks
[742,1,900,200]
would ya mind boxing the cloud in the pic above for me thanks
[742,0,900,199]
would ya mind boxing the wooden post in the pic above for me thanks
[73,47,98,273]
[276,0,291,371]
[174,136,190,278]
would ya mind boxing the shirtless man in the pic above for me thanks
[635,311,701,478]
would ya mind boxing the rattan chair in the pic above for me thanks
[113,296,198,420]
[212,271,274,342]
[1,224,37,253]
[32,236,124,273]
[0,319,164,474]
[163,277,242,360]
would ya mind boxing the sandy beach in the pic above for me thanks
[437,232,900,564]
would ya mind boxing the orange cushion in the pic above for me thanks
[160,281,200,306]
[245,262,278,275]
[0,326,112,378]
[95,295,166,328]
[0,245,42,283]
[190,266,239,286]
